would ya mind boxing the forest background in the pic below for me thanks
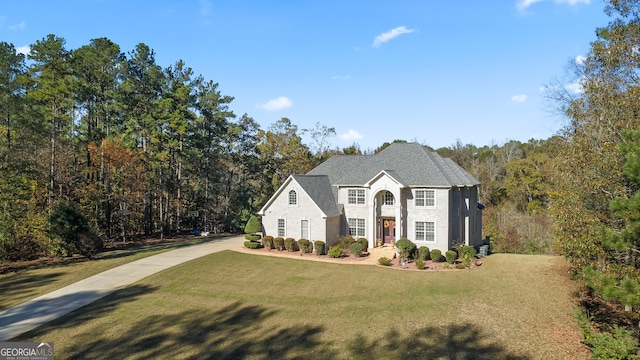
[1,0,639,355]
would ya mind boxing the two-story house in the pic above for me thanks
[258,142,483,252]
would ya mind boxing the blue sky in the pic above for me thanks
[1,0,609,151]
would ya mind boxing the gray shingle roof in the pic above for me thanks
[291,175,341,217]
[308,142,479,187]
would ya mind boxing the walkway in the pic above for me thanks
[0,235,245,341]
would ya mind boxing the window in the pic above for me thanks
[383,191,395,205]
[415,189,435,207]
[301,220,309,239]
[415,221,435,242]
[348,218,365,237]
[348,189,365,205]
[277,219,286,237]
[288,190,297,205]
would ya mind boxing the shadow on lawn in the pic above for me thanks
[23,296,528,359]
[349,326,530,360]
[0,272,65,311]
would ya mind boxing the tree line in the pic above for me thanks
[0,35,332,260]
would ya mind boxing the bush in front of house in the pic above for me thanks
[418,246,430,261]
[298,238,312,253]
[445,250,457,264]
[274,237,285,251]
[415,257,426,270]
[351,242,364,257]
[262,236,274,250]
[378,257,392,266]
[245,234,261,241]
[395,238,416,262]
[314,240,325,256]
[430,249,442,263]
[328,245,343,258]
[459,245,477,267]
[356,237,368,252]
[284,238,296,251]
[244,215,262,237]
[244,241,262,249]
[338,235,354,250]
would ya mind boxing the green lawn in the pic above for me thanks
[16,252,588,359]
[0,237,214,311]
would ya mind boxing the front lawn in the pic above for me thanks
[17,252,588,359]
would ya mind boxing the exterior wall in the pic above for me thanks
[405,187,451,253]
[325,215,341,247]
[261,180,327,241]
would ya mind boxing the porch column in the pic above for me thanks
[395,202,402,240]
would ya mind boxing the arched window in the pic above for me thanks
[289,190,297,205]
[384,191,395,205]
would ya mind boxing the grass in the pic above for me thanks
[16,252,589,359]
[0,237,215,311]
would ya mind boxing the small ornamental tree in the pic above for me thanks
[244,215,262,240]
[395,238,416,262]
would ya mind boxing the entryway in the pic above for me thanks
[379,218,395,244]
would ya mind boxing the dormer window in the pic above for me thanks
[383,191,395,205]
[289,190,297,205]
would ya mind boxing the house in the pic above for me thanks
[258,142,483,253]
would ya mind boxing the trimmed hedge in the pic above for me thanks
[445,250,457,264]
[328,245,343,258]
[274,237,285,251]
[418,246,430,260]
[262,236,274,250]
[245,234,261,241]
[244,241,263,249]
[395,238,416,261]
[298,238,312,253]
[378,257,392,266]
[338,235,354,250]
[313,240,325,256]
[356,237,368,251]
[430,249,442,263]
[415,257,426,270]
[284,238,296,251]
[351,242,364,257]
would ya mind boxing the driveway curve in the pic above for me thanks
[0,235,245,341]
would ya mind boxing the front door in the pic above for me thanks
[382,218,395,243]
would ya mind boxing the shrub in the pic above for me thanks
[459,246,477,267]
[245,234,261,241]
[274,237,285,251]
[338,235,354,250]
[445,250,457,264]
[418,246,430,261]
[415,257,426,270]
[430,249,442,262]
[262,236,274,250]
[244,241,262,249]
[49,201,102,258]
[298,238,312,253]
[395,238,416,261]
[378,257,392,266]
[244,215,262,234]
[328,245,343,258]
[576,310,640,359]
[284,237,296,251]
[351,242,364,257]
[356,237,368,251]
[313,240,325,256]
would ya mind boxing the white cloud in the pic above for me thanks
[338,129,363,142]
[566,77,584,94]
[9,21,25,31]
[16,45,30,55]
[372,26,415,48]
[517,0,589,11]
[575,55,586,65]
[258,96,293,111]
[511,94,527,103]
